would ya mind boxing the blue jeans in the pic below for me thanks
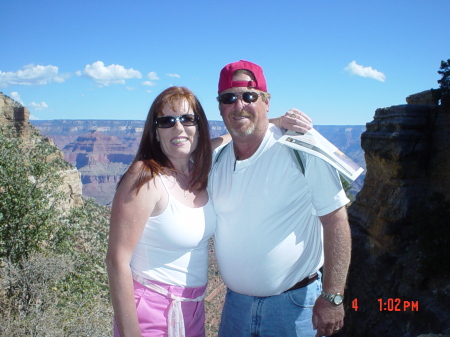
[218,277,321,337]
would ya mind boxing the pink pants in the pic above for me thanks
[114,280,206,337]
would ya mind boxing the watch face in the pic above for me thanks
[334,295,343,305]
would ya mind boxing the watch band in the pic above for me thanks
[320,290,344,305]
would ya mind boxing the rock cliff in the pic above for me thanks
[63,130,136,205]
[0,92,31,137]
[32,120,231,205]
[342,90,450,336]
[0,92,83,208]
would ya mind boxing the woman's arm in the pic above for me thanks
[210,108,313,151]
[211,133,232,151]
[106,162,161,337]
[269,108,313,134]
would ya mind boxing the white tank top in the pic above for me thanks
[130,176,216,287]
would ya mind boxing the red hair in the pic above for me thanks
[121,86,212,193]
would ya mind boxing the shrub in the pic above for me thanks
[0,127,113,335]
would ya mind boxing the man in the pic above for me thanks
[209,60,351,337]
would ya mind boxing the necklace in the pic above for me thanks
[175,174,188,198]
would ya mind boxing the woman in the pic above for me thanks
[106,86,311,337]
[107,86,218,337]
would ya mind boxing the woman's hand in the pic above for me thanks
[273,108,313,134]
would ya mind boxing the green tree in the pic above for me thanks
[0,128,73,264]
[0,127,113,335]
[438,59,450,104]
[341,177,356,203]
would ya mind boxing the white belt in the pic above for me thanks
[132,274,206,337]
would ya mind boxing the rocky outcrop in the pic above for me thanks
[406,89,441,105]
[342,90,450,336]
[0,92,31,137]
[1,92,83,208]
[62,131,136,205]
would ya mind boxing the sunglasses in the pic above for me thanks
[217,92,259,105]
[155,114,199,128]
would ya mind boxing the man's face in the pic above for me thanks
[218,72,269,138]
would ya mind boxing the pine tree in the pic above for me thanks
[438,59,450,105]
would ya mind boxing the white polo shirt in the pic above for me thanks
[209,124,349,296]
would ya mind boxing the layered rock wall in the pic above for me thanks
[1,92,83,208]
[342,91,450,336]
[0,92,31,137]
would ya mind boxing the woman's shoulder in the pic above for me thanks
[128,160,147,174]
[113,161,165,208]
[118,161,161,194]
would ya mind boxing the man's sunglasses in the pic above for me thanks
[217,92,259,105]
[155,114,199,128]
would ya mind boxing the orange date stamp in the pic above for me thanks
[351,298,419,312]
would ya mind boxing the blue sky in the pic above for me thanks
[1,0,448,125]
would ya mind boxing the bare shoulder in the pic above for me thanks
[111,161,163,217]
[108,161,164,260]
[128,160,146,173]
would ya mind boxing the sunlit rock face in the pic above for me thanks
[343,91,450,337]
[1,92,83,208]
[62,131,136,205]
[1,92,31,137]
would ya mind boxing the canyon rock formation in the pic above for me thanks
[343,90,450,336]
[1,93,83,208]
[63,131,136,205]
[33,120,365,205]
[33,120,230,205]
[3,88,450,335]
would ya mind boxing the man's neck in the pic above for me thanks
[232,127,267,160]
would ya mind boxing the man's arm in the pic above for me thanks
[313,206,351,337]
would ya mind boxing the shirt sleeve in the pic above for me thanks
[303,153,350,216]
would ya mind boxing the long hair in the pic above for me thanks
[121,86,212,193]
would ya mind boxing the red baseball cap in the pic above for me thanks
[218,60,267,93]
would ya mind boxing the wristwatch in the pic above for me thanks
[320,290,344,306]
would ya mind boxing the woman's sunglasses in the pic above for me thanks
[155,114,199,129]
[217,92,259,105]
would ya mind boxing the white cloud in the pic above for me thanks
[9,92,48,111]
[28,101,49,111]
[54,73,71,83]
[344,61,386,82]
[76,61,142,86]
[166,73,181,78]
[142,81,157,87]
[147,72,160,80]
[0,64,66,87]
[9,92,24,105]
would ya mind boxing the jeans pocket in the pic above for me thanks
[287,282,320,308]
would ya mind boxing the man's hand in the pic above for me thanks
[279,108,313,134]
[312,296,344,337]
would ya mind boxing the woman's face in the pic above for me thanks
[156,98,199,164]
